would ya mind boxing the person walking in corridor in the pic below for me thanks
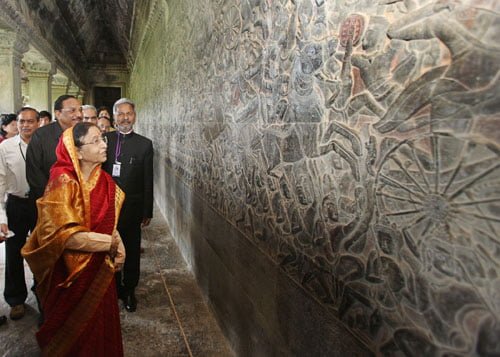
[38,110,52,127]
[0,114,19,144]
[97,106,115,132]
[23,123,125,356]
[82,104,98,124]
[26,95,83,200]
[0,107,39,320]
[102,98,153,312]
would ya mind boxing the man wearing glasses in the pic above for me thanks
[102,98,153,312]
[0,107,39,321]
[26,95,83,200]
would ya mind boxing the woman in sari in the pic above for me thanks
[22,122,126,356]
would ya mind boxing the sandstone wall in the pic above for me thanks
[130,0,500,355]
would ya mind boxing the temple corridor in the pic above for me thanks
[1,0,499,356]
[0,205,234,356]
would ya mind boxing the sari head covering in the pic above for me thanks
[22,125,124,356]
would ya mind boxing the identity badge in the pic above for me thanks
[112,163,121,177]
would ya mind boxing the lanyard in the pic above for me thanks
[18,142,26,162]
[115,132,122,163]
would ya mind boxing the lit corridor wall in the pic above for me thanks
[130,0,500,355]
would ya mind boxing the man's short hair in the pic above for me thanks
[82,104,97,112]
[113,98,135,114]
[39,110,52,119]
[16,106,40,120]
[54,95,77,111]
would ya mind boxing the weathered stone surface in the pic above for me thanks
[129,0,499,355]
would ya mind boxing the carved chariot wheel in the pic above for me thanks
[375,132,500,258]
[222,4,242,50]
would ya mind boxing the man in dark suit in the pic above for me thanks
[26,95,83,200]
[102,98,153,312]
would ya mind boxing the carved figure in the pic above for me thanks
[374,1,500,134]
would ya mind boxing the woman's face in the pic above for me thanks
[97,117,111,133]
[98,110,110,120]
[78,126,108,164]
[3,120,18,138]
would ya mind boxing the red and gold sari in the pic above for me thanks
[22,127,125,356]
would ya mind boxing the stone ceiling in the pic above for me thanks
[0,0,134,87]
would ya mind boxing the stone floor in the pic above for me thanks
[0,205,234,357]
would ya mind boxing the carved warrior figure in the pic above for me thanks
[261,40,327,174]
[156,1,499,355]
[348,16,420,119]
[373,0,500,134]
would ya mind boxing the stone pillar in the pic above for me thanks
[20,63,29,106]
[24,60,55,112]
[67,81,80,98]
[72,87,84,102]
[51,72,69,111]
[0,29,28,113]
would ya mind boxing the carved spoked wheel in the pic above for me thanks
[375,132,500,256]
[222,5,242,50]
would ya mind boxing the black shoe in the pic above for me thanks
[124,292,137,312]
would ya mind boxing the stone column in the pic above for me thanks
[20,63,29,106]
[67,81,80,98]
[0,29,28,113]
[24,60,55,112]
[51,72,69,111]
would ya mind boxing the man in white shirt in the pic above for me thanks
[0,107,39,320]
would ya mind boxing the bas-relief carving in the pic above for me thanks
[135,0,499,355]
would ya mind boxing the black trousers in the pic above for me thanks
[4,195,36,307]
[115,202,143,294]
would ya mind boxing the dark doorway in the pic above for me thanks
[94,87,121,112]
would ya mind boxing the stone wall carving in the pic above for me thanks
[131,0,500,355]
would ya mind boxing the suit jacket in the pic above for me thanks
[26,121,64,200]
[102,131,154,219]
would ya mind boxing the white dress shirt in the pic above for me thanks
[0,135,31,224]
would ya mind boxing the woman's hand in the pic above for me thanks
[66,232,112,252]
[113,232,125,272]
